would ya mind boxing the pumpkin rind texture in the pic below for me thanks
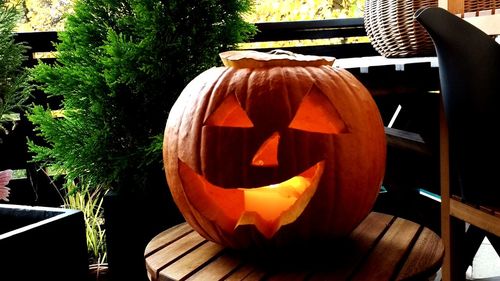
[163,50,386,249]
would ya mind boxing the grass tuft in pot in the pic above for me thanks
[63,180,107,266]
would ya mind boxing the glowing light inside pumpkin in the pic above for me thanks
[178,160,324,238]
[240,172,312,221]
[205,94,253,127]
[289,87,347,134]
[251,132,280,167]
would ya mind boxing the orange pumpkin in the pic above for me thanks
[163,50,386,249]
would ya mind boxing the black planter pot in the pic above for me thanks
[0,204,88,281]
[103,173,183,281]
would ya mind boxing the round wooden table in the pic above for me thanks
[144,212,444,281]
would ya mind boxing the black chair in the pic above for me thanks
[415,7,500,281]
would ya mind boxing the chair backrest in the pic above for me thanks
[415,7,500,207]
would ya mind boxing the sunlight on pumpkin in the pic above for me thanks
[251,132,280,167]
[204,94,253,127]
[289,86,348,134]
[178,160,324,238]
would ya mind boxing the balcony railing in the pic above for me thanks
[14,17,376,62]
[242,18,377,58]
[3,18,377,205]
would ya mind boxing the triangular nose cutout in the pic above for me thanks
[252,132,280,167]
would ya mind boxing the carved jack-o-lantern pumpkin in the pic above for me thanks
[163,50,386,249]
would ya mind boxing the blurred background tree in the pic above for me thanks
[245,0,364,22]
[242,0,367,50]
[8,0,366,31]
[7,0,72,31]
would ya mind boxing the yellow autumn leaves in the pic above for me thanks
[8,0,365,32]
[244,0,364,23]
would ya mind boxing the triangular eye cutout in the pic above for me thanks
[205,94,254,127]
[289,87,347,134]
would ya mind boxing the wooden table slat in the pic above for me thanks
[351,218,420,281]
[267,271,309,281]
[146,230,206,280]
[185,253,242,281]
[349,212,394,250]
[240,269,267,281]
[308,212,394,280]
[396,227,445,280]
[160,240,224,281]
[224,264,259,281]
[145,223,194,256]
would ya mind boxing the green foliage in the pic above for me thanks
[63,181,107,264]
[28,0,256,192]
[0,0,30,136]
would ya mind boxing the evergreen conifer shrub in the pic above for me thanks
[0,0,29,137]
[28,0,256,192]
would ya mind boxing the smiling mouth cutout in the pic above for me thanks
[178,160,325,239]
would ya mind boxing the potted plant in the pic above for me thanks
[27,0,256,280]
[0,203,89,281]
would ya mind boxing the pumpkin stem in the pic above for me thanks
[267,49,297,57]
[219,50,335,69]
